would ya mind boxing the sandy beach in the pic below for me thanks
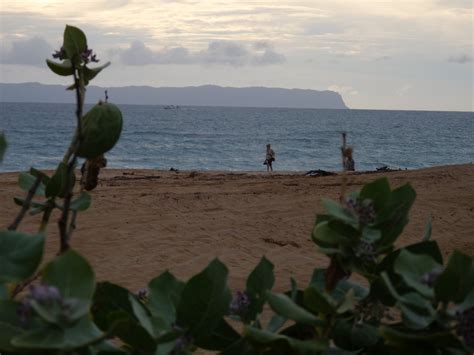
[1,164,473,293]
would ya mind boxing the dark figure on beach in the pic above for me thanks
[264,144,276,172]
[343,147,355,171]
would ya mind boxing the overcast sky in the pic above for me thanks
[0,0,472,111]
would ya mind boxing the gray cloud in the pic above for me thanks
[0,37,53,66]
[448,54,473,64]
[113,40,285,66]
[436,0,472,9]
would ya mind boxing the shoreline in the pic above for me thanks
[0,162,471,176]
[1,163,473,292]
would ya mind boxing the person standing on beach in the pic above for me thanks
[343,147,355,171]
[265,144,276,172]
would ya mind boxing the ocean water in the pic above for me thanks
[0,102,472,172]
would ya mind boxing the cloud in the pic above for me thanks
[0,37,53,66]
[396,84,413,96]
[448,54,473,64]
[113,40,285,66]
[328,85,358,96]
[436,0,472,9]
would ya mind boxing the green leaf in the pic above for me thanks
[0,300,28,351]
[310,268,368,303]
[84,62,110,82]
[45,162,74,198]
[266,314,287,333]
[46,58,74,76]
[398,293,436,329]
[265,291,324,326]
[322,199,358,226]
[456,283,474,312]
[332,319,380,351]
[93,282,156,351]
[12,316,102,349]
[380,326,465,351]
[31,298,90,327]
[0,284,7,299]
[18,172,45,196]
[194,318,241,351]
[336,288,356,314]
[30,167,51,185]
[422,215,432,241]
[148,271,184,329]
[177,258,231,342]
[381,272,436,329]
[244,256,274,322]
[362,227,381,243]
[43,250,95,301]
[312,221,354,247]
[303,285,335,314]
[244,326,327,354]
[394,249,441,299]
[434,251,473,304]
[0,231,44,283]
[70,192,92,211]
[129,294,155,337]
[63,25,87,63]
[377,183,416,247]
[0,321,24,351]
[0,132,7,163]
[89,339,128,354]
[359,177,391,211]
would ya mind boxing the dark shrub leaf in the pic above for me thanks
[0,231,44,283]
[177,258,231,342]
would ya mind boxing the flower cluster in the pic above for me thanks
[229,290,250,316]
[52,46,67,61]
[17,284,62,324]
[456,308,474,348]
[346,197,376,225]
[52,46,99,64]
[80,47,99,64]
[353,240,376,263]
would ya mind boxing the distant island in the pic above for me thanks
[0,82,348,109]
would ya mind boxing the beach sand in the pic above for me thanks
[0,164,473,293]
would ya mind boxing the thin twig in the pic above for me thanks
[8,176,42,231]
[11,267,44,299]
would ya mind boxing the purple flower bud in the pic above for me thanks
[137,287,148,301]
[353,240,376,263]
[52,46,66,60]
[17,299,33,325]
[79,46,99,64]
[229,290,250,316]
[457,308,474,348]
[172,333,193,353]
[345,197,376,225]
[29,284,61,303]
[420,267,444,287]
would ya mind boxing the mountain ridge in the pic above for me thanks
[0,82,349,109]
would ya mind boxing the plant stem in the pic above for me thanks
[57,64,84,253]
[8,175,42,231]
[38,205,53,234]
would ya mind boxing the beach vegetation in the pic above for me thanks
[0,26,473,355]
